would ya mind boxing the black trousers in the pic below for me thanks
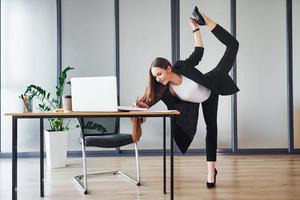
[201,91,219,161]
[201,24,238,161]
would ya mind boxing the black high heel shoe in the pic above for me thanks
[206,168,217,188]
[191,6,206,26]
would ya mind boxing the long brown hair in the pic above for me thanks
[140,57,172,106]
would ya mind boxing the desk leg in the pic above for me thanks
[40,118,44,197]
[170,116,174,200]
[163,117,166,194]
[12,117,18,200]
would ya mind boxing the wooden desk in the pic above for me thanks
[5,111,180,200]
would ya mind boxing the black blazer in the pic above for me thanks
[152,46,239,154]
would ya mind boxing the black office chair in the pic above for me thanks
[74,117,141,194]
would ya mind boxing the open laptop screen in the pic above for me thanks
[71,76,118,112]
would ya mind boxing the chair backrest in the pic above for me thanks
[78,95,121,138]
[78,117,120,138]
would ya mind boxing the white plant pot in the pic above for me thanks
[45,130,68,169]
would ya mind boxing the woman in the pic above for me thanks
[136,12,239,188]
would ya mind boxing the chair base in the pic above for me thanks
[74,170,141,194]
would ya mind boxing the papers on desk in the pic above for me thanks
[117,106,149,111]
[147,110,178,112]
[117,106,177,113]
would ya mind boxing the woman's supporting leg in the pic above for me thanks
[201,92,219,183]
[207,161,216,183]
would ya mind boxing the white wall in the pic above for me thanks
[61,0,115,89]
[1,0,57,152]
[237,0,288,148]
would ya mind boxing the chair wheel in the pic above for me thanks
[84,190,88,195]
[113,173,117,175]
[137,183,141,186]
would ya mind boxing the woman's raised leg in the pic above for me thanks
[204,14,239,74]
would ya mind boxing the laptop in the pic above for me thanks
[71,76,148,112]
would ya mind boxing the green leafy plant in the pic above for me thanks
[24,66,78,131]
[84,120,107,133]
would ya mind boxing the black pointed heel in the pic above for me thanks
[206,168,217,188]
[192,6,206,26]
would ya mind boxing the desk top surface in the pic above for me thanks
[5,110,180,117]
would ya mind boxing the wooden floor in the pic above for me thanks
[1,155,300,200]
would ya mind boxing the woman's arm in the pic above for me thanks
[182,19,204,67]
[182,15,217,68]
[190,19,203,47]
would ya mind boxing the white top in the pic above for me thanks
[170,75,211,103]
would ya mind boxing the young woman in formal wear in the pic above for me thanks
[135,11,239,188]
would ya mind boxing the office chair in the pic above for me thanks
[74,117,141,194]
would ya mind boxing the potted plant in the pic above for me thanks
[24,67,79,168]
[24,67,108,168]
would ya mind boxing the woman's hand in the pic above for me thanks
[133,97,150,109]
[190,18,199,31]
[136,101,150,109]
